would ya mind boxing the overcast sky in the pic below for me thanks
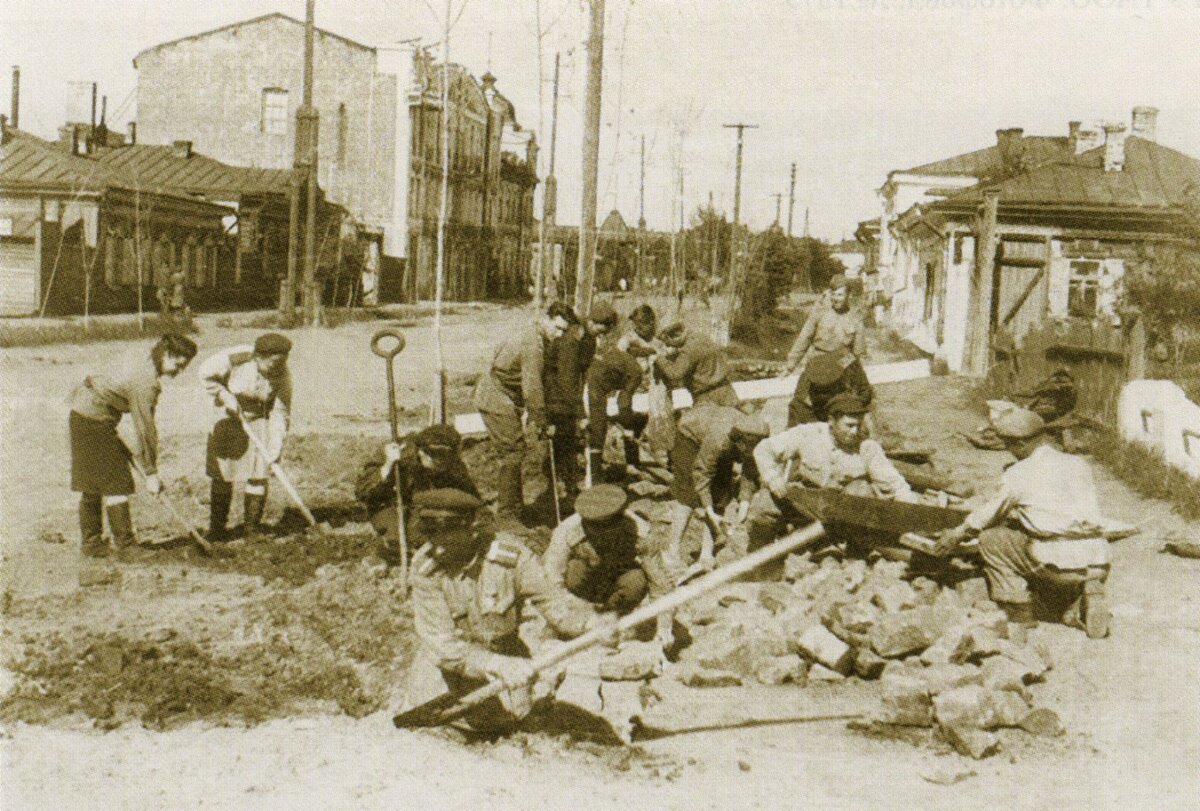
[3,0,1199,239]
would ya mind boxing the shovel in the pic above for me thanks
[128,459,213,556]
[230,408,317,527]
[372,328,410,582]
[392,521,826,730]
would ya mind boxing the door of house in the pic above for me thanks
[990,238,1050,340]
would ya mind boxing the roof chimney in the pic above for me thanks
[127,121,137,145]
[995,128,1026,175]
[10,66,19,130]
[172,139,193,159]
[1131,106,1158,142]
[1074,122,1104,155]
[1067,121,1080,152]
[1102,122,1127,172]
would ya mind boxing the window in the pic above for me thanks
[262,88,289,135]
[1068,260,1101,317]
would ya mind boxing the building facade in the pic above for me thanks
[859,108,1200,372]
[133,13,538,303]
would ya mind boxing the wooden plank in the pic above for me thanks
[1001,264,1047,327]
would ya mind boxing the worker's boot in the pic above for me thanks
[998,600,1037,628]
[496,458,524,521]
[104,497,136,549]
[1082,578,1110,639]
[207,481,233,542]
[242,483,268,541]
[79,494,108,558]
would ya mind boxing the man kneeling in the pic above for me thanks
[933,406,1118,638]
[403,488,602,733]
[543,485,681,651]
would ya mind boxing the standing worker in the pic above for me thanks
[355,424,480,566]
[655,321,738,407]
[785,274,866,374]
[474,303,572,520]
[199,333,293,541]
[544,301,619,505]
[667,404,770,572]
[69,334,199,557]
[585,345,645,482]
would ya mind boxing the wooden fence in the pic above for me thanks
[987,318,1146,429]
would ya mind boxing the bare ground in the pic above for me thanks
[2,302,1199,810]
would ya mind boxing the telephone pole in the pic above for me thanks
[804,206,811,238]
[635,133,646,290]
[717,122,757,344]
[772,192,783,227]
[786,162,796,237]
[299,0,321,325]
[575,0,605,317]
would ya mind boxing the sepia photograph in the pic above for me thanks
[1,1,1198,808]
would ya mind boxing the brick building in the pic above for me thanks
[132,13,538,303]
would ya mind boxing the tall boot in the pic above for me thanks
[208,481,233,542]
[79,494,107,558]
[104,498,136,549]
[496,458,524,519]
[243,485,267,540]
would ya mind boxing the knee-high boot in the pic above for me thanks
[80,494,107,558]
[208,480,233,541]
[104,498,136,548]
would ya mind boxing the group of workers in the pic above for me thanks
[66,272,1119,731]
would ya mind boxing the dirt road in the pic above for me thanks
[2,303,1198,810]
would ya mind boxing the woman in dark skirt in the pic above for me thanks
[69,334,198,557]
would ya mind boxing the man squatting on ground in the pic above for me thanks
[584,345,645,483]
[404,488,608,732]
[542,484,682,653]
[69,334,199,557]
[748,392,914,553]
[473,303,572,519]
[355,424,480,565]
[543,301,618,503]
[199,333,293,541]
[668,403,771,572]
[932,406,1119,638]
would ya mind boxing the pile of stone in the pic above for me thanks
[667,552,1064,759]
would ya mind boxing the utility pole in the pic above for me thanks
[536,52,560,307]
[717,122,757,345]
[10,66,19,129]
[574,0,605,317]
[964,190,1001,376]
[786,162,796,237]
[772,193,783,227]
[299,0,321,325]
[431,0,453,423]
[634,133,645,291]
[803,206,810,238]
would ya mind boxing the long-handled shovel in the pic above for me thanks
[231,409,317,527]
[546,437,561,525]
[371,328,410,583]
[392,521,826,730]
[128,459,213,556]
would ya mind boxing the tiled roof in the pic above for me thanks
[937,137,1200,210]
[96,144,292,198]
[903,136,1071,177]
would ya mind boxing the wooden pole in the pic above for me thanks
[300,0,321,326]
[431,0,452,424]
[574,0,605,318]
[963,190,1000,377]
[717,122,757,345]
[787,162,796,237]
[282,174,299,317]
[535,53,561,307]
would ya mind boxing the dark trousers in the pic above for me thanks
[547,412,581,495]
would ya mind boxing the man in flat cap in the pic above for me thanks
[355,423,480,565]
[199,332,293,541]
[655,321,738,408]
[787,347,874,428]
[543,484,682,650]
[748,393,913,554]
[667,404,771,572]
[584,346,646,482]
[785,273,866,375]
[474,303,572,519]
[932,406,1125,638]
[403,488,600,732]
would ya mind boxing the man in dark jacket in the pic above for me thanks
[355,424,480,565]
[585,345,645,482]
[787,348,874,427]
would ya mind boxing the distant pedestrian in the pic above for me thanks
[69,334,198,557]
